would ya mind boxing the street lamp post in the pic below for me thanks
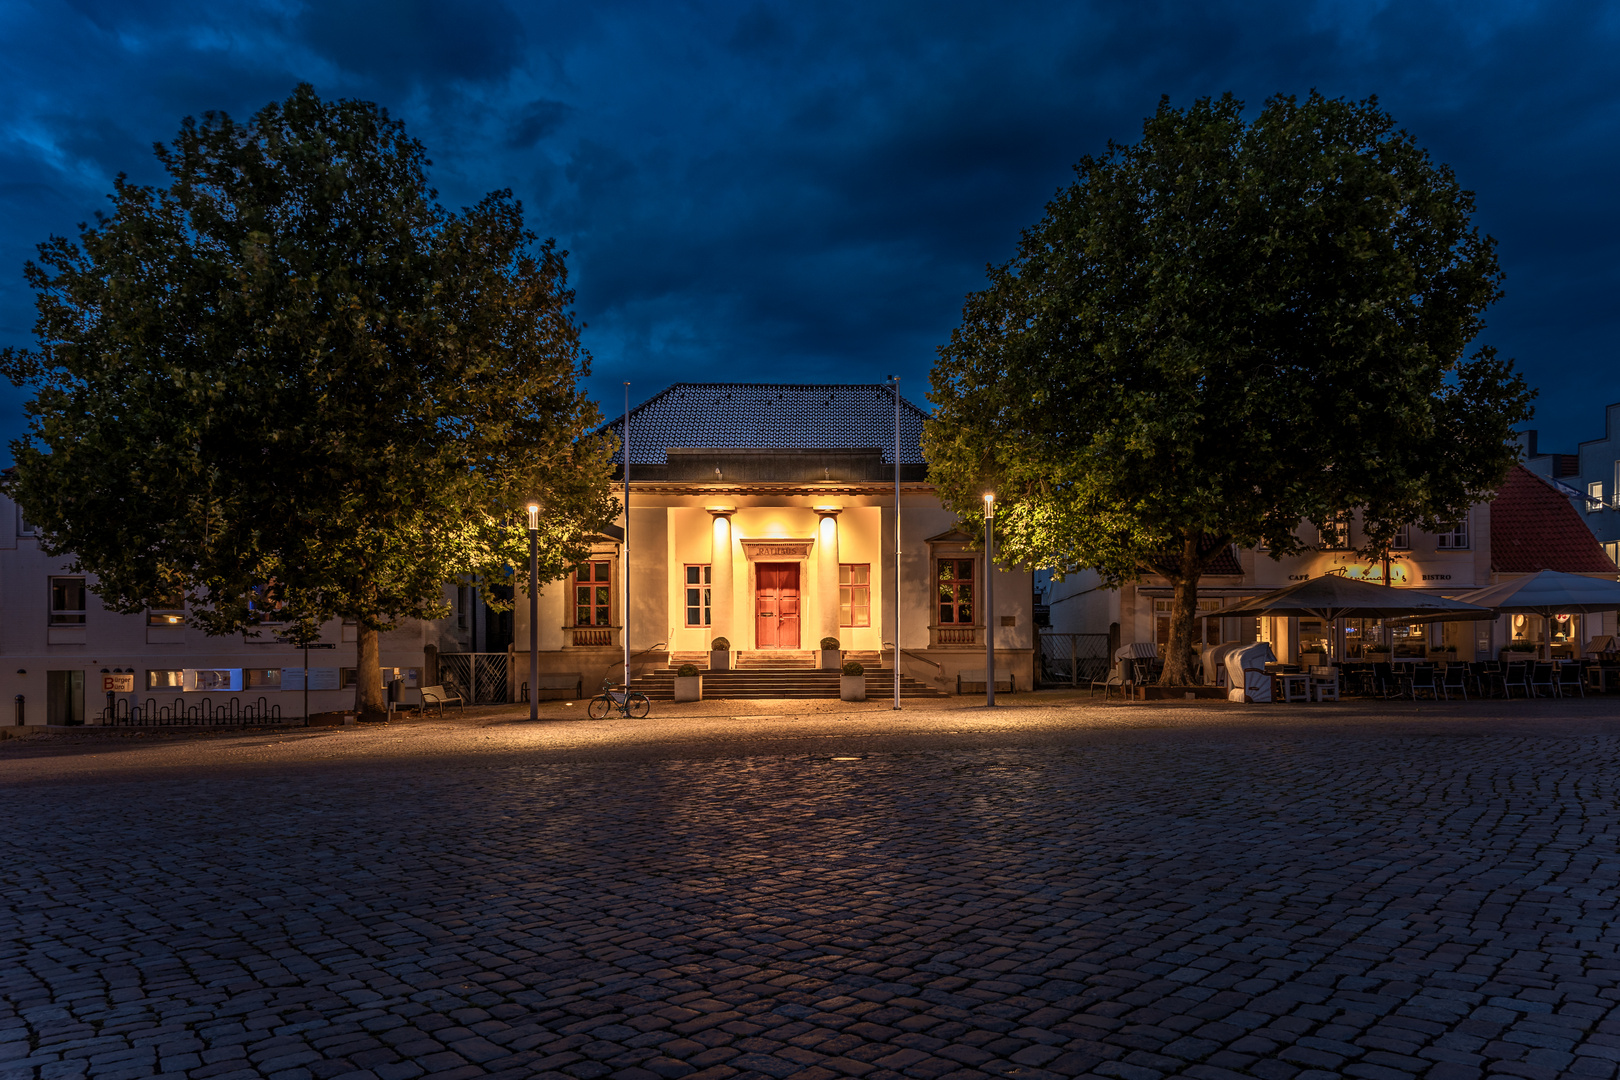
[528,503,540,721]
[984,491,995,707]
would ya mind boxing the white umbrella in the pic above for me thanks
[1441,570,1620,659]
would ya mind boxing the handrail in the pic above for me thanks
[885,642,941,670]
[603,642,667,687]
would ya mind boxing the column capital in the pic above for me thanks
[705,505,736,518]
[812,504,843,518]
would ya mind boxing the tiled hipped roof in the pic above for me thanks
[1491,465,1618,574]
[601,383,928,465]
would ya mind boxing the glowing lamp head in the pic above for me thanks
[526,503,540,530]
[983,491,995,516]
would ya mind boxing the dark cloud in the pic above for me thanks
[0,0,1616,458]
[506,98,574,147]
[298,0,526,86]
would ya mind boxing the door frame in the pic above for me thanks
[754,561,803,649]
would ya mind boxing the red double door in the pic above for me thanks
[755,563,801,649]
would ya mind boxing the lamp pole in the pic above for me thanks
[891,376,901,711]
[623,381,631,691]
[984,490,995,707]
[528,503,540,721]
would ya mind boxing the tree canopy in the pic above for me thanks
[1,84,617,712]
[925,91,1535,684]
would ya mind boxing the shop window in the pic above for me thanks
[187,669,239,692]
[49,577,86,625]
[685,564,711,627]
[247,669,281,689]
[839,564,870,627]
[1589,481,1604,513]
[1435,521,1469,549]
[936,559,975,625]
[147,591,185,627]
[147,669,183,692]
[574,560,613,626]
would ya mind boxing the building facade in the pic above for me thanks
[1519,407,1620,567]
[1047,465,1618,665]
[514,384,1035,695]
[0,382,1034,724]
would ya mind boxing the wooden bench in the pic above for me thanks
[419,684,465,715]
[957,669,1014,694]
[522,673,583,702]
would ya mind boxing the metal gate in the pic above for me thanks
[1037,632,1110,687]
[437,653,510,705]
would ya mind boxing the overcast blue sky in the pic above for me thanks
[1,0,1616,458]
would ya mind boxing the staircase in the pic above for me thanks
[635,650,946,700]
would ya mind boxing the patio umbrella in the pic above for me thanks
[1437,569,1620,659]
[1215,574,1494,622]
[1214,575,1494,663]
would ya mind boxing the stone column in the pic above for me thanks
[707,507,735,647]
[815,507,842,648]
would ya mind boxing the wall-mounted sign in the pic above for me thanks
[1341,561,1410,585]
[741,539,814,560]
[102,673,134,692]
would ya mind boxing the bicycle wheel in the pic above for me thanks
[626,692,651,718]
[587,695,613,720]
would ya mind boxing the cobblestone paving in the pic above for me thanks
[4,722,1620,1080]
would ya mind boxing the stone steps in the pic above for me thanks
[631,668,946,700]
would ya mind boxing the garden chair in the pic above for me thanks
[1367,662,1399,699]
[1502,661,1529,698]
[1439,664,1468,701]
[1557,662,1585,698]
[1408,664,1439,701]
[1529,662,1557,698]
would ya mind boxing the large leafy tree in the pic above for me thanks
[2,84,617,714]
[926,92,1534,684]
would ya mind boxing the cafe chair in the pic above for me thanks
[1529,662,1557,698]
[1502,661,1529,698]
[1367,662,1400,699]
[1557,662,1585,698]
[1408,663,1439,701]
[1439,665,1468,701]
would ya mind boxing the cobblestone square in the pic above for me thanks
[3,700,1619,1080]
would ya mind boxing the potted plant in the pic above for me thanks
[710,637,730,671]
[840,660,866,701]
[673,663,702,702]
[820,636,841,670]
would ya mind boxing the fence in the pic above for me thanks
[437,652,510,705]
[1037,632,1111,687]
[101,696,286,726]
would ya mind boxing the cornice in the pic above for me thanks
[628,482,935,497]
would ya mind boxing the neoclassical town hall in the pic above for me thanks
[519,383,1033,696]
[0,383,1032,723]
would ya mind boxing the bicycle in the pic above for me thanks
[588,680,650,719]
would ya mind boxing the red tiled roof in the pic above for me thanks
[1490,464,1618,575]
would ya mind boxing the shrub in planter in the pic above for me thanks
[840,660,866,702]
[820,636,841,670]
[820,637,840,650]
[710,637,731,671]
[674,663,702,702]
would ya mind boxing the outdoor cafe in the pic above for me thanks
[1207,570,1620,703]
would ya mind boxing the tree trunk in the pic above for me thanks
[355,624,386,718]
[1158,533,1203,686]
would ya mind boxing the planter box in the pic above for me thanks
[840,674,867,701]
[820,650,841,670]
[710,650,730,671]
[673,675,702,702]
